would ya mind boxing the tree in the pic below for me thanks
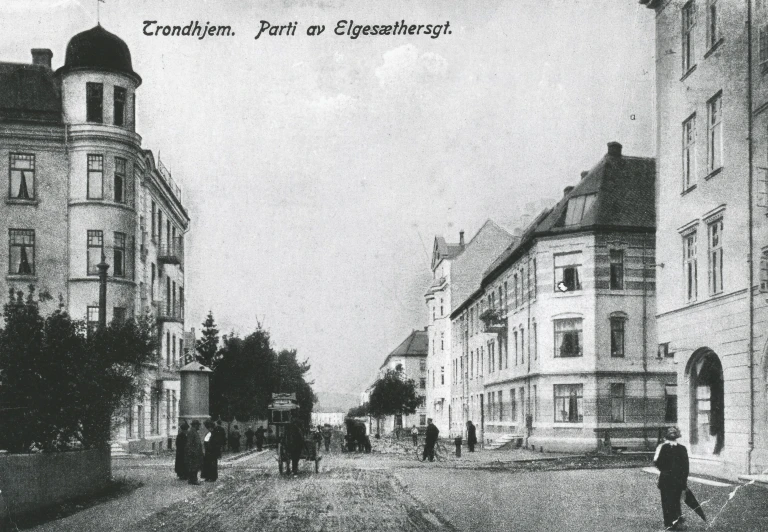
[347,402,369,418]
[368,369,420,422]
[196,311,220,368]
[0,287,157,452]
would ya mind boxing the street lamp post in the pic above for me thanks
[97,252,110,329]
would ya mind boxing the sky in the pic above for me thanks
[0,0,655,402]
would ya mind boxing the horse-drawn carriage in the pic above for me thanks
[268,392,321,474]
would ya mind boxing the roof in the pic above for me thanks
[0,62,61,123]
[455,143,655,314]
[379,329,428,369]
[58,25,141,85]
[431,236,464,270]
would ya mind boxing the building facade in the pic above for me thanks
[445,220,516,440]
[455,142,675,452]
[0,26,190,453]
[374,329,428,434]
[424,233,465,435]
[642,0,768,478]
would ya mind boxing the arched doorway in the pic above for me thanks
[686,348,724,455]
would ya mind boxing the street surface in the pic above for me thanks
[27,439,768,532]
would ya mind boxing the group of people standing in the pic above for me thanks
[174,419,266,484]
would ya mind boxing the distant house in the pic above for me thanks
[311,412,345,427]
[375,329,429,434]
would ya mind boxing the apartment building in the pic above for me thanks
[641,0,768,478]
[0,25,190,453]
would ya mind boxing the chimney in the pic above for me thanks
[31,49,52,69]
[520,213,532,229]
[513,227,522,237]
[580,171,589,179]
[563,186,574,197]
[459,230,465,247]
[607,141,622,157]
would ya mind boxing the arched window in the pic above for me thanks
[687,348,724,455]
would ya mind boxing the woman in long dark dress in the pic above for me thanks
[174,422,189,480]
[202,420,219,481]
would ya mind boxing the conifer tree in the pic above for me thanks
[196,310,220,368]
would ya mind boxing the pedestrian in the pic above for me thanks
[174,421,189,480]
[422,418,439,462]
[284,418,305,476]
[411,425,419,446]
[185,419,204,485]
[245,426,255,450]
[214,419,227,454]
[466,420,477,453]
[202,420,220,482]
[255,425,265,451]
[322,425,332,452]
[654,426,689,531]
[230,425,241,453]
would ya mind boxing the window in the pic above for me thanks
[87,154,103,199]
[498,390,504,421]
[419,359,426,372]
[172,333,177,364]
[420,378,426,390]
[532,321,537,360]
[151,201,156,239]
[166,331,171,366]
[440,332,444,351]
[440,298,444,316]
[683,115,697,189]
[419,414,426,426]
[520,388,525,421]
[707,0,719,48]
[114,86,126,126]
[87,306,99,337]
[503,281,508,311]
[113,307,126,324]
[554,318,583,358]
[610,250,624,290]
[87,230,103,275]
[658,342,675,358]
[564,194,596,226]
[86,82,103,123]
[611,383,625,422]
[9,153,35,200]
[610,317,625,358]
[157,211,162,248]
[682,1,696,73]
[532,258,537,299]
[554,384,583,423]
[114,158,126,203]
[532,385,538,421]
[511,389,517,421]
[554,252,582,292]
[151,263,156,300]
[708,93,722,172]
[684,231,698,302]
[179,339,184,362]
[665,384,678,423]
[440,366,444,385]
[113,232,126,277]
[761,251,768,293]
[514,330,519,365]
[8,229,35,276]
[708,218,723,295]
[760,25,768,71]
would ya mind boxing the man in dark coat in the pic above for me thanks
[230,425,241,453]
[321,425,332,452]
[284,419,305,475]
[654,426,689,530]
[174,422,189,479]
[255,426,265,451]
[185,420,204,485]
[213,420,227,455]
[422,418,439,462]
[466,421,477,453]
[245,426,255,450]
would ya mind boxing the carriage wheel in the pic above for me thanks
[277,442,284,474]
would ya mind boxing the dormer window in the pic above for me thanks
[114,86,126,126]
[564,194,596,226]
[86,82,103,123]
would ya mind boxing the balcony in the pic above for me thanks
[158,237,183,266]
[480,308,506,334]
[153,300,184,323]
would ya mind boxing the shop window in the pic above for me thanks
[554,384,583,423]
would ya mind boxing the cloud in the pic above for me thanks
[374,44,448,91]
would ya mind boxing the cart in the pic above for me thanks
[268,393,321,474]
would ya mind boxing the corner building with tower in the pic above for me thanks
[0,25,190,453]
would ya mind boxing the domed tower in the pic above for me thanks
[57,25,141,325]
